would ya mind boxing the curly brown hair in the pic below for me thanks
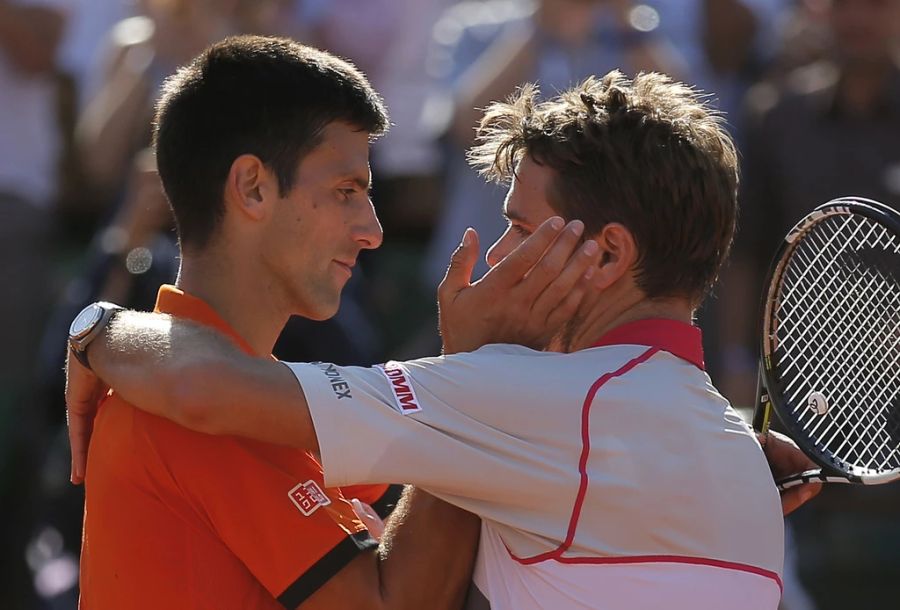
[468,70,738,304]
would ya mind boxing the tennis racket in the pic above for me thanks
[752,197,900,491]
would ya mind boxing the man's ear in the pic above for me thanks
[593,223,638,290]
[224,154,275,221]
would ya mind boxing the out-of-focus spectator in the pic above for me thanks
[721,0,900,406]
[367,0,457,237]
[768,0,834,77]
[0,0,70,386]
[745,0,900,232]
[650,0,789,132]
[52,0,135,231]
[296,0,455,187]
[295,0,402,77]
[423,0,681,291]
[0,0,74,603]
[720,4,900,605]
[74,0,281,201]
[58,0,134,112]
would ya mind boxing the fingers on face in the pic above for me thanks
[545,282,587,331]
[491,216,566,286]
[518,220,585,295]
[534,238,601,321]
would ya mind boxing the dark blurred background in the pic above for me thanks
[1,0,898,608]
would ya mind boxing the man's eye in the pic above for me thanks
[512,224,531,238]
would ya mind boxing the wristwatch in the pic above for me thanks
[69,302,124,370]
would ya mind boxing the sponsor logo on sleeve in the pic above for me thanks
[313,362,353,400]
[288,480,331,516]
[376,361,422,415]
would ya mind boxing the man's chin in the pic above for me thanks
[293,294,341,322]
[307,302,340,321]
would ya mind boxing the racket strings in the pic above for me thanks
[793,293,899,467]
[790,270,897,468]
[793,228,900,469]
[778,219,888,357]
[778,244,894,410]
[791,240,898,423]
[784,229,900,470]
[776,220,871,347]
[772,213,900,474]
[781,229,894,429]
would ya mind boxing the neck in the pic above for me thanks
[564,284,694,353]
[176,240,289,357]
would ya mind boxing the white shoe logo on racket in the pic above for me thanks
[807,392,828,415]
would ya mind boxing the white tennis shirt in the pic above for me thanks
[284,319,784,609]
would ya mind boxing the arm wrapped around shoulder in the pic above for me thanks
[90,311,319,450]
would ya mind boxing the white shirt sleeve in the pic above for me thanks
[283,346,581,522]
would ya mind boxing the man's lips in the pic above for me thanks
[333,259,355,277]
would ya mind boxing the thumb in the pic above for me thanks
[439,228,479,298]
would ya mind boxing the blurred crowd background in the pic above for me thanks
[1,0,898,608]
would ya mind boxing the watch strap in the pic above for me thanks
[70,343,93,370]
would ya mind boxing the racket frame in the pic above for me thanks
[753,197,900,487]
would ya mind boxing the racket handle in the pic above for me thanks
[752,364,771,433]
[776,469,851,490]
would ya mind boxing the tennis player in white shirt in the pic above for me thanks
[66,71,819,609]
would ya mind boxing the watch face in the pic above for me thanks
[70,304,104,339]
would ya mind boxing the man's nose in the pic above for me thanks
[356,200,384,250]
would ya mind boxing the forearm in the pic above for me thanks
[88,311,179,408]
[376,487,480,609]
[0,5,64,74]
[89,311,319,450]
[304,487,480,609]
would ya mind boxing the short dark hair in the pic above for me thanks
[469,71,738,304]
[153,35,389,251]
